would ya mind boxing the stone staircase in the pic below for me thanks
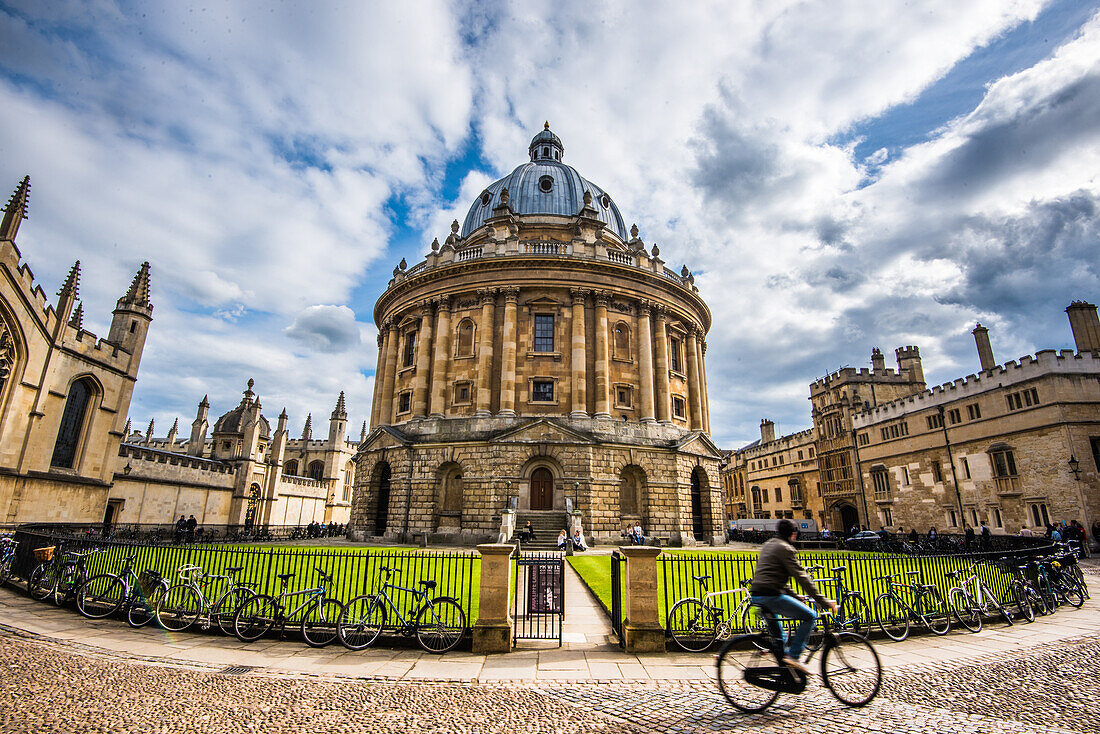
[512,511,570,551]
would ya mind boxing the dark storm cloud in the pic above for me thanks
[689,105,783,211]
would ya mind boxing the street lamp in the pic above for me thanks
[1069,455,1081,481]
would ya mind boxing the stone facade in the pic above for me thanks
[352,127,722,545]
[723,421,822,524]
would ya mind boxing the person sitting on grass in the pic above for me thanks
[556,529,568,551]
[749,519,838,675]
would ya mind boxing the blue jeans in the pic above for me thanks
[750,594,818,660]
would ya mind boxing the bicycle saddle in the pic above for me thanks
[692,574,711,583]
[420,580,437,590]
[831,565,847,573]
[277,573,296,581]
[315,568,333,584]
[226,566,244,573]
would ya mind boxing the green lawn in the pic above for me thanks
[567,549,1015,629]
[46,540,482,624]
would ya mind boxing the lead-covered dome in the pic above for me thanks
[461,123,628,240]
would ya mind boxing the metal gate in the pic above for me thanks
[610,549,624,648]
[512,551,564,646]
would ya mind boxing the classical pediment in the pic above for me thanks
[359,425,411,452]
[492,418,594,445]
[675,431,723,459]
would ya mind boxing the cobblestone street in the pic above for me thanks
[3,629,1098,734]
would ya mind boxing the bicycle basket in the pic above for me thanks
[138,569,163,594]
[33,546,56,562]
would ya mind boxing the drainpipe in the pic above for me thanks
[938,406,965,526]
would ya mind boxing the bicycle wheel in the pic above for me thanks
[874,593,909,641]
[234,594,277,642]
[28,564,58,601]
[667,598,716,652]
[75,574,125,619]
[1025,585,1049,616]
[918,588,951,635]
[53,562,80,606]
[837,594,871,638]
[740,603,768,637]
[416,597,466,653]
[982,586,1013,625]
[1057,582,1084,608]
[301,598,344,648]
[337,595,386,650]
[949,588,982,633]
[1037,576,1058,611]
[1009,582,1034,623]
[716,634,781,713]
[126,585,162,628]
[213,587,257,636]
[821,633,882,707]
[156,584,202,632]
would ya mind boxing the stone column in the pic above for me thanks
[369,330,386,429]
[429,296,452,418]
[570,289,588,418]
[472,543,513,653]
[593,291,611,419]
[654,308,671,424]
[686,326,704,430]
[411,301,435,418]
[498,287,520,417]
[475,289,496,416]
[379,320,399,426]
[700,340,711,434]
[621,546,664,652]
[637,301,656,423]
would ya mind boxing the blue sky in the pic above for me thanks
[1,0,1098,449]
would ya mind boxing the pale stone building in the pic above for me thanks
[724,421,822,525]
[351,125,723,545]
[0,177,359,529]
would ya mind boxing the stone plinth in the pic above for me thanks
[620,545,664,652]
[472,543,513,653]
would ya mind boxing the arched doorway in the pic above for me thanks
[244,484,261,527]
[837,503,859,534]
[690,468,706,540]
[437,463,463,530]
[374,463,392,535]
[530,467,553,510]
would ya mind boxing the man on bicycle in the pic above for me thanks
[750,519,837,673]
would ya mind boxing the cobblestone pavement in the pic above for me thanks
[3,630,1098,734]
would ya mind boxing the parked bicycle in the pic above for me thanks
[155,564,257,634]
[337,565,467,653]
[0,538,18,585]
[873,570,951,641]
[75,554,170,627]
[813,564,872,638]
[28,547,104,606]
[233,568,343,647]
[1032,552,1084,610]
[717,608,882,712]
[667,574,752,652]
[947,561,1017,632]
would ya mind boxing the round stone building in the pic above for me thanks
[350,125,723,545]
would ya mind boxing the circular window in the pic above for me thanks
[600,194,611,208]
[481,192,491,207]
[539,175,553,193]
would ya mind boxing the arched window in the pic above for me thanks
[613,322,630,360]
[343,460,355,501]
[751,486,761,506]
[284,459,299,476]
[308,460,325,481]
[455,319,475,357]
[619,465,646,517]
[244,484,261,527]
[440,465,464,514]
[51,377,97,469]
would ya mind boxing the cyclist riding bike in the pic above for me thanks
[750,519,837,674]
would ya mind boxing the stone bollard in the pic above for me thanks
[620,546,664,652]
[472,543,513,653]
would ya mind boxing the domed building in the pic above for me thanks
[350,125,723,545]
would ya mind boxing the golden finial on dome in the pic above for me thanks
[544,121,550,130]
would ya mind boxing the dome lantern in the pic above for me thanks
[529,121,564,163]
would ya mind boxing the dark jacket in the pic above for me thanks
[750,537,829,606]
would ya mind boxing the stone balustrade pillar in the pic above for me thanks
[570,289,588,418]
[379,320,399,426]
[475,289,496,416]
[472,543,514,653]
[637,301,656,423]
[593,291,610,419]
[411,301,435,418]
[620,546,664,652]
[654,309,671,424]
[686,326,703,430]
[429,296,452,418]
[498,288,520,416]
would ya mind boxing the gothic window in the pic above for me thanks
[244,484,261,527]
[0,324,14,399]
[456,319,475,357]
[871,466,890,498]
[51,377,96,469]
[284,460,299,476]
[989,447,1017,478]
[613,322,629,359]
[308,460,324,481]
[1029,502,1050,527]
[534,314,554,352]
[343,461,355,501]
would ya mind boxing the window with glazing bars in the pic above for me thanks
[533,314,554,352]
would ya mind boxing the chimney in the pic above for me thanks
[972,323,996,371]
[1066,301,1100,355]
[871,348,885,373]
[760,419,775,444]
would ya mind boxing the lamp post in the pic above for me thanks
[1069,455,1081,481]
